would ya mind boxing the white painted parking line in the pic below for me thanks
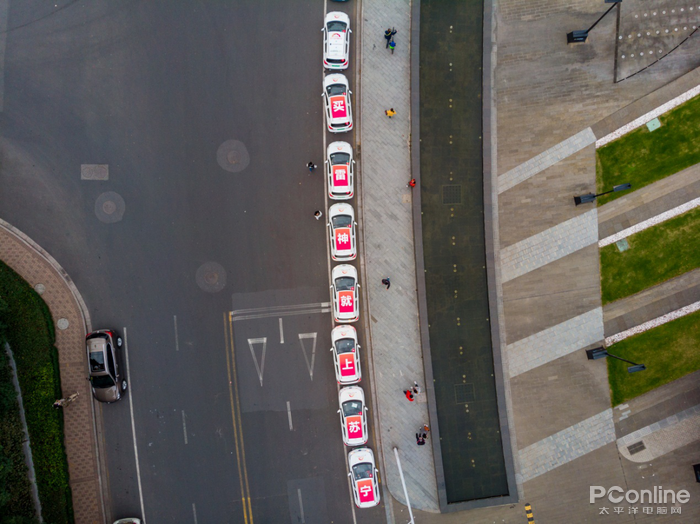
[192,503,198,524]
[287,401,293,431]
[181,410,188,444]
[298,333,318,380]
[279,318,284,344]
[247,337,267,386]
[230,302,331,322]
[297,488,305,523]
[173,315,179,351]
[123,327,147,524]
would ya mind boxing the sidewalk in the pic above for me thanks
[0,219,103,524]
[359,0,439,513]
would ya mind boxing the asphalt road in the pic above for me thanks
[0,1,385,523]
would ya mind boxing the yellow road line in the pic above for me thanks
[224,312,254,524]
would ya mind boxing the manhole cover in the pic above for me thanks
[196,262,227,293]
[443,185,462,205]
[34,283,46,295]
[217,140,250,173]
[57,318,69,330]
[454,383,475,403]
[627,441,646,455]
[616,238,630,252]
[81,164,109,180]
[95,192,126,223]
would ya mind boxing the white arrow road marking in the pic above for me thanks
[247,337,267,386]
[298,333,318,381]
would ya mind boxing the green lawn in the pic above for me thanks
[0,260,73,524]
[608,308,700,406]
[600,206,700,304]
[596,94,700,205]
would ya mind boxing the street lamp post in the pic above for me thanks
[567,0,622,44]
[574,183,631,205]
[586,347,646,373]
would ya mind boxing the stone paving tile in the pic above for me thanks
[500,209,598,283]
[518,409,615,482]
[359,0,439,512]
[506,307,603,378]
[0,219,102,524]
[597,163,700,239]
[603,268,700,337]
[618,404,700,447]
[497,128,595,194]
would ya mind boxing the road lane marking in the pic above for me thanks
[297,489,305,523]
[279,318,284,344]
[230,302,331,322]
[224,313,254,524]
[287,401,293,431]
[298,333,318,381]
[174,315,180,351]
[181,410,188,444]
[247,337,267,387]
[123,327,147,524]
[192,503,198,524]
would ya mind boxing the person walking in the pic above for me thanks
[53,392,79,409]
[381,277,391,289]
[307,161,317,172]
[389,40,396,54]
[314,210,323,220]
[407,178,416,188]
[412,381,422,395]
[384,27,397,48]
[416,433,426,445]
[404,389,414,402]
[385,108,396,118]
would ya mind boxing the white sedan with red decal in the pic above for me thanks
[328,203,357,261]
[330,325,361,384]
[323,74,353,133]
[348,448,380,508]
[331,264,359,323]
[326,141,354,200]
[323,12,351,70]
[338,386,368,446]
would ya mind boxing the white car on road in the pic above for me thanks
[326,141,354,200]
[331,264,359,323]
[328,203,357,261]
[338,386,368,446]
[348,448,380,508]
[330,325,361,385]
[323,12,351,70]
[323,74,353,133]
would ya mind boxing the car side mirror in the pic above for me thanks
[337,409,341,413]
[365,407,368,411]
[348,473,351,477]
[329,347,333,352]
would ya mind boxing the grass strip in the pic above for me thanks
[600,206,700,304]
[0,260,73,524]
[608,308,700,406]
[596,94,700,205]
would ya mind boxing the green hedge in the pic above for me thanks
[0,260,73,524]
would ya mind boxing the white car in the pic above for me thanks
[323,12,351,70]
[338,386,368,446]
[323,74,353,133]
[326,141,354,200]
[330,325,361,385]
[328,203,357,261]
[348,448,380,508]
[331,264,359,323]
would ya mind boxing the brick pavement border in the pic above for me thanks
[0,218,107,524]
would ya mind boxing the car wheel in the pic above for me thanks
[122,380,128,391]
[117,337,123,347]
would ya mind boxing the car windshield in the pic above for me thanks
[332,215,352,228]
[335,337,355,354]
[90,374,115,388]
[353,463,373,480]
[327,21,347,32]
[330,152,350,165]
[342,400,362,417]
[326,84,346,96]
[335,276,355,291]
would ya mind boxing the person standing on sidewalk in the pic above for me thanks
[389,40,396,54]
[314,210,323,220]
[385,108,396,118]
[307,161,316,172]
[407,178,416,188]
[412,381,422,395]
[381,277,391,289]
[384,27,397,48]
[404,389,414,402]
[53,392,79,409]
[416,433,426,445]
